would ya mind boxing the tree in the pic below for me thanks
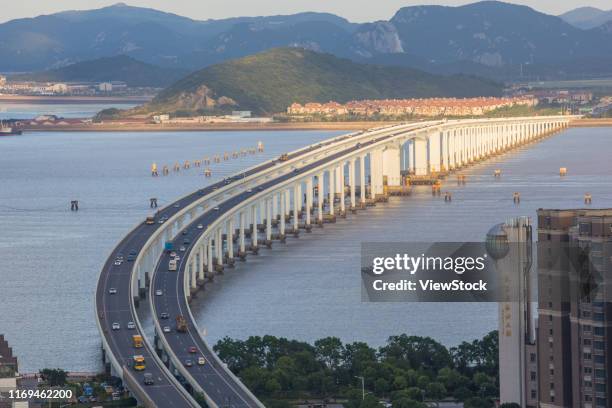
[425,382,446,405]
[265,378,281,395]
[393,399,427,408]
[314,337,344,369]
[464,396,493,408]
[39,369,67,387]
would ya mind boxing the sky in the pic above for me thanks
[0,0,609,23]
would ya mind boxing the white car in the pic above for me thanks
[213,207,220,211]
[114,261,122,266]
[198,357,206,365]
[109,288,117,295]
[163,326,171,333]
[155,289,163,296]
[197,224,203,230]
[247,189,253,193]
[174,256,181,261]
[112,322,120,330]
[179,246,186,252]
[170,252,177,257]
[127,322,136,330]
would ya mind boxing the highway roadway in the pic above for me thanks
[95,126,390,407]
[149,125,424,406]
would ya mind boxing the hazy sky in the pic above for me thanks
[0,0,609,24]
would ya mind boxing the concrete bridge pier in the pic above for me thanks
[349,158,356,212]
[250,204,259,253]
[238,211,247,258]
[292,184,300,235]
[215,228,224,272]
[338,164,346,217]
[359,155,367,208]
[265,197,273,247]
[276,191,286,241]
[317,173,324,225]
[328,168,335,219]
[305,178,313,230]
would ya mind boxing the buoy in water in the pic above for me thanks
[444,192,452,202]
[584,193,592,204]
[513,192,521,204]
[494,169,501,177]
[151,162,158,177]
[560,167,567,176]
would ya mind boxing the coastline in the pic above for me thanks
[0,94,152,104]
[10,118,612,133]
[20,121,400,132]
[569,118,612,127]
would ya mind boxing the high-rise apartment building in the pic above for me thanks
[537,209,612,408]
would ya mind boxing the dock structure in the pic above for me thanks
[95,116,574,408]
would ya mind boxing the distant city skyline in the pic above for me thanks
[0,0,610,24]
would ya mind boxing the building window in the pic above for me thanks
[531,353,536,362]
[584,353,592,360]
[595,369,605,378]
[584,339,592,346]
[594,341,605,350]
[531,390,537,399]
[584,325,592,332]
[594,327,604,336]
[585,367,593,374]
[531,371,536,380]
[594,355,605,364]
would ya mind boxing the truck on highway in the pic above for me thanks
[168,258,177,272]
[145,216,155,225]
[132,334,143,348]
[176,315,188,333]
[278,153,289,162]
[132,355,146,371]
[164,242,174,253]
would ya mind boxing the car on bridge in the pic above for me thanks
[188,346,197,353]
[112,322,120,330]
[198,357,206,365]
[108,288,117,295]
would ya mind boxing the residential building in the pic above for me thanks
[536,209,612,408]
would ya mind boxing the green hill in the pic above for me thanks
[12,55,187,87]
[146,48,502,115]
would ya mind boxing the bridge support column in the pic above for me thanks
[227,219,234,261]
[265,197,272,245]
[190,257,197,290]
[317,173,324,224]
[216,228,223,270]
[239,211,246,256]
[293,184,300,234]
[280,190,287,238]
[428,132,441,173]
[339,164,346,215]
[412,139,427,176]
[328,168,335,216]
[349,158,356,211]
[251,204,258,251]
[360,155,366,205]
[306,178,313,229]
[207,239,214,273]
[198,245,205,281]
[370,149,384,196]
[382,145,401,186]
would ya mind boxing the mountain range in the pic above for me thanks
[560,7,612,29]
[1,1,612,81]
[11,55,187,87]
[140,48,502,115]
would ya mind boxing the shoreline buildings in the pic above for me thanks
[287,97,537,118]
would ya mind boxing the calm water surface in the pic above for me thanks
[1,126,611,372]
[0,102,137,119]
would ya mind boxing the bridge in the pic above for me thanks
[95,116,573,407]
